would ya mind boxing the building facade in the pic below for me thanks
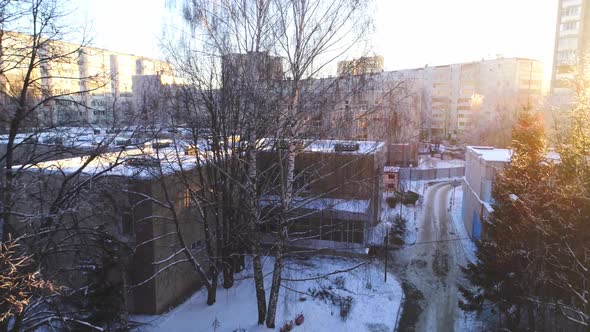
[337,55,385,76]
[551,0,589,98]
[0,32,174,129]
[461,146,511,239]
[321,57,542,147]
[12,147,209,315]
[258,140,386,249]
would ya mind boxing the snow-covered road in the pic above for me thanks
[390,181,476,331]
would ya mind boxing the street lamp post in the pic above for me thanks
[399,163,413,219]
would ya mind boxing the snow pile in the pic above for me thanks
[417,156,465,169]
[132,256,403,332]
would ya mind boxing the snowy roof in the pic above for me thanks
[467,146,512,162]
[259,139,384,155]
[305,140,384,155]
[546,151,561,161]
[261,195,370,214]
[16,145,206,179]
[468,146,563,163]
[384,166,400,173]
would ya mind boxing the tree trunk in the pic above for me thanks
[206,285,217,306]
[0,319,8,332]
[222,254,234,289]
[207,268,218,305]
[253,251,266,325]
[10,311,23,332]
[245,136,267,324]
[265,247,283,328]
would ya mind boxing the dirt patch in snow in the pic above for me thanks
[432,248,449,278]
[396,280,425,331]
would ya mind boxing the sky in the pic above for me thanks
[75,0,558,88]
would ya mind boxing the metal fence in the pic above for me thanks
[398,166,465,182]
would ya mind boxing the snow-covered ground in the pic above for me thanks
[417,156,464,169]
[370,188,424,246]
[371,180,458,246]
[447,184,477,263]
[132,256,403,332]
[376,177,485,330]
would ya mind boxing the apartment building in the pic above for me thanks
[0,32,174,128]
[222,51,284,83]
[131,74,187,126]
[422,58,543,142]
[337,55,385,76]
[324,56,542,147]
[551,0,589,98]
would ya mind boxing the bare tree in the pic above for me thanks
[165,0,377,328]
[0,0,152,329]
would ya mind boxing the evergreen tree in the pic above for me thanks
[459,108,557,329]
[550,89,590,326]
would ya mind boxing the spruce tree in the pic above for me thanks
[551,92,590,325]
[459,108,556,329]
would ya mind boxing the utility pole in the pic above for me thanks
[384,228,389,282]
[399,164,413,219]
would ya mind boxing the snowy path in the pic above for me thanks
[389,181,475,331]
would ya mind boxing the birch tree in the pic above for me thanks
[170,0,374,328]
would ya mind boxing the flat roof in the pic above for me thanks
[17,138,385,179]
[16,145,203,179]
[260,139,385,155]
[261,195,370,214]
[467,146,512,162]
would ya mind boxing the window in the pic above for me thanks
[357,118,368,130]
[558,50,577,63]
[184,188,191,208]
[561,21,579,31]
[563,6,580,16]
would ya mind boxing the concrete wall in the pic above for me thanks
[123,170,208,315]
[10,166,208,315]
[461,149,508,239]
[387,143,418,167]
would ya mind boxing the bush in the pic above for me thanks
[334,276,346,289]
[339,296,353,320]
[386,191,420,207]
[308,283,354,321]
[402,191,420,204]
[389,215,407,246]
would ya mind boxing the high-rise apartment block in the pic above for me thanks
[423,57,543,142]
[337,56,384,76]
[324,56,542,146]
[0,32,174,128]
[551,0,588,96]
